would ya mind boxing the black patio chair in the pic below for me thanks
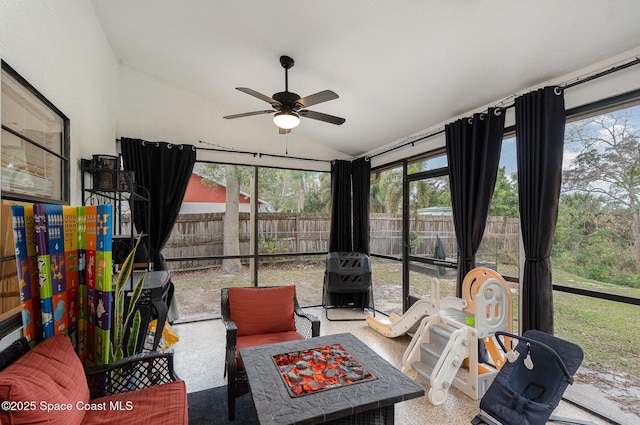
[221,286,320,421]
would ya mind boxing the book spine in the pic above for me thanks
[11,205,42,346]
[85,205,97,290]
[46,204,68,336]
[77,206,87,364]
[33,204,54,339]
[94,204,113,366]
[63,206,79,349]
[96,204,113,292]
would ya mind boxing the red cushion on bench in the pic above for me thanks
[83,380,187,425]
[0,335,89,425]
[228,286,297,336]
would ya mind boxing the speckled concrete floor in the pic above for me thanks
[172,307,614,425]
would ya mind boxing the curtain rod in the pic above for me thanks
[367,56,640,161]
[196,142,332,163]
[117,138,331,163]
[115,138,196,150]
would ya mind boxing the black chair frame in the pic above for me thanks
[221,286,320,421]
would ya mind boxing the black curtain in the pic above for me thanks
[515,87,565,334]
[329,160,353,252]
[352,157,371,254]
[120,138,196,271]
[445,108,505,297]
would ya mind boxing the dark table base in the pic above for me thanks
[323,405,393,425]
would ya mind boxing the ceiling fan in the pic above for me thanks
[223,55,345,133]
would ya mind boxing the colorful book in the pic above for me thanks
[63,206,79,290]
[33,204,55,339]
[63,205,80,348]
[45,204,69,335]
[11,205,42,346]
[94,204,112,365]
[95,204,113,292]
[77,206,87,287]
[77,206,88,363]
[13,203,114,366]
[85,205,97,290]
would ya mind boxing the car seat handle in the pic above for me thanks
[494,331,574,383]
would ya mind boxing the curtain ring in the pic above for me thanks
[467,117,473,125]
[191,145,196,151]
[167,144,173,149]
[365,156,370,162]
[554,86,562,96]
[494,108,503,116]
[479,113,485,120]
[141,140,147,146]
[154,142,159,147]
[178,144,184,150]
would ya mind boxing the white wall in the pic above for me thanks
[117,65,335,172]
[0,0,119,205]
[369,46,640,168]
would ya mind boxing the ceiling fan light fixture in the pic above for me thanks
[273,111,300,129]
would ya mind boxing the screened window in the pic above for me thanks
[1,63,69,202]
[554,99,640,417]
[1,62,69,329]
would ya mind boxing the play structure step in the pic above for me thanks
[430,324,453,346]
[411,360,435,381]
[420,342,442,369]
[418,325,454,370]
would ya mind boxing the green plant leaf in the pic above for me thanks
[123,274,145,329]
[109,235,145,363]
[126,309,142,357]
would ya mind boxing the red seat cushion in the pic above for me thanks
[228,286,296,336]
[0,334,89,425]
[236,331,304,369]
[82,380,187,425]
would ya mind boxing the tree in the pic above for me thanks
[563,111,640,273]
[256,168,330,213]
[489,167,518,218]
[194,163,248,273]
[222,164,242,273]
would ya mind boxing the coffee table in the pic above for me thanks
[239,332,425,425]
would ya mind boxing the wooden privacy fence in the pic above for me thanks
[1,212,519,316]
[159,212,520,271]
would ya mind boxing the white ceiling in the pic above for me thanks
[89,0,640,161]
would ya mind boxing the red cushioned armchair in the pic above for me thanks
[0,334,187,425]
[221,285,320,421]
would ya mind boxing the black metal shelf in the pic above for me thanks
[80,157,151,270]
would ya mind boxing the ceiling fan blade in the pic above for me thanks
[296,90,339,108]
[236,87,280,105]
[299,110,346,125]
[223,110,273,119]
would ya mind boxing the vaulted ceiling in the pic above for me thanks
[89,0,640,162]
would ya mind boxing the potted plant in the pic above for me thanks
[109,236,146,362]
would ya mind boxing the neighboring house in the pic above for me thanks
[417,207,453,216]
[180,173,266,214]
